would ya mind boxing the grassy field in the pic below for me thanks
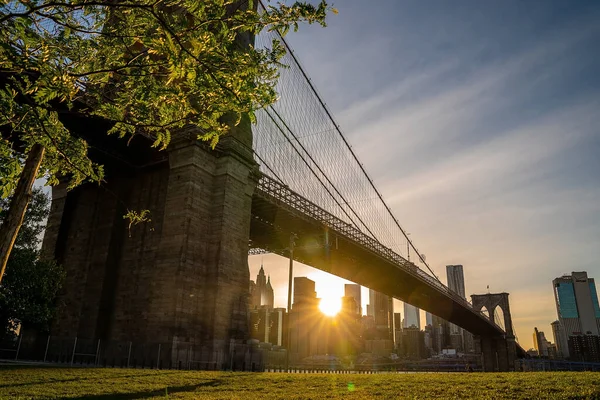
[1,366,599,399]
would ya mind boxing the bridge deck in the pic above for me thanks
[251,175,507,338]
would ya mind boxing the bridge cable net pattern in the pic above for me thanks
[247,19,499,325]
[252,27,417,268]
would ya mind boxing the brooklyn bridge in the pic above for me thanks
[23,14,525,373]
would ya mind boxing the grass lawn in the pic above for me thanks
[1,366,599,399]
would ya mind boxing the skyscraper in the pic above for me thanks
[293,277,317,308]
[553,271,600,358]
[344,284,362,315]
[446,265,465,341]
[446,265,466,299]
[533,327,550,357]
[551,320,567,358]
[369,289,392,339]
[250,265,274,309]
[425,312,433,327]
[403,303,420,328]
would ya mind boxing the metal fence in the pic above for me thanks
[1,335,287,371]
[517,359,600,372]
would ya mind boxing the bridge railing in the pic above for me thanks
[255,175,504,332]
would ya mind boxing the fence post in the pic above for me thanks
[14,334,22,361]
[127,341,132,368]
[156,344,161,369]
[95,339,101,366]
[43,335,50,362]
[71,337,77,366]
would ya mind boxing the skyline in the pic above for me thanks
[248,0,600,351]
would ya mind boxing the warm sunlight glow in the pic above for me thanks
[319,296,341,316]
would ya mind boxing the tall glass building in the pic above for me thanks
[553,271,600,357]
[403,303,420,329]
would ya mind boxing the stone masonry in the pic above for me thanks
[41,125,258,363]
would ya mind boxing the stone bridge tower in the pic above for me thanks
[471,292,517,371]
[39,4,259,368]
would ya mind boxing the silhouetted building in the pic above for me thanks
[553,271,600,358]
[399,327,426,359]
[294,277,317,306]
[344,284,362,315]
[250,265,274,308]
[369,289,392,339]
[446,265,465,346]
[551,320,567,359]
[446,265,466,298]
[431,314,450,354]
[425,312,433,327]
[289,277,326,362]
[533,327,551,357]
[250,306,287,346]
[393,312,402,346]
[341,296,358,316]
[568,334,600,363]
[403,303,420,328]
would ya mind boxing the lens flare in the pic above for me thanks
[319,296,341,316]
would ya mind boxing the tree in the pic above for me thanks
[0,188,64,340]
[0,0,336,281]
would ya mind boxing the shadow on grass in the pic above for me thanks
[68,379,224,399]
[0,369,181,389]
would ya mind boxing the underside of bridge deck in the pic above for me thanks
[250,192,501,337]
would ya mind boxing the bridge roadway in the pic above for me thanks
[251,174,511,339]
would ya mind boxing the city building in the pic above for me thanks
[344,284,362,315]
[398,326,426,359]
[551,320,567,359]
[431,314,450,354]
[568,334,600,363]
[393,312,402,346]
[288,277,329,362]
[403,303,420,328]
[369,289,393,339]
[446,265,465,344]
[249,306,287,346]
[553,271,600,358]
[533,327,551,357]
[250,265,274,309]
[446,265,466,298]
[425,312,433,327]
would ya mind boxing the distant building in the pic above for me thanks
[533,327,550,357]
[568,334,600,363]
[403,303,420,329]
[250,306,287,346]
[553,271,600,358]
[431,314,450,354]
[369,289,393,339]
[293,277,317,306]
[288,277,323,362]
[393,312,402,346]
[399,327,426,359]
[425,312,433,327]
[551,320,567,359]
[446,265,465,339]
[341,296,359,316]
[446,265,466,299]
[250,265,274,309]
[344,284,362,315]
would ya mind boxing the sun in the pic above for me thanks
[319,296,341,316]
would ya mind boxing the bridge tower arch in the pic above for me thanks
[470,292,517,372]
[471,292,514,336]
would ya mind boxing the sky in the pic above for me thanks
[249,0,600,350]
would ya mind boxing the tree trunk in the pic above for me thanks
[0,143,45,283]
